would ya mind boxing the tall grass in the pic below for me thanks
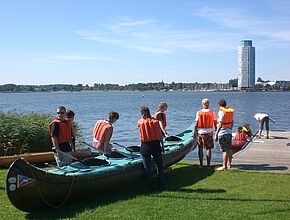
[0,112,54,156]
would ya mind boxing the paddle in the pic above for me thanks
[82,142,136,159]
[240,130,259,151]
[113,142,140,153]
[54,148,108,166]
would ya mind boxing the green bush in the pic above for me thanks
[0,112,54,156]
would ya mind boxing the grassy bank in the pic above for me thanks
[1,161,289,219]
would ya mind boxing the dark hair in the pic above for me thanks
[57,106,66,112]
[140,106,151,119]
[108,111,119,121]
[238,126,243,130]
[66,110,75,118]
[218,99,227,107]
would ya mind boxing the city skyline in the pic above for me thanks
[1,0,290,85]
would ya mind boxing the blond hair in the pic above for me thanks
[202,98,209,106]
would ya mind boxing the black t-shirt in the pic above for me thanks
[156,113,164,121]
[51,122,72,152]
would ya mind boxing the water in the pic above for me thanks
[1,91,289,163]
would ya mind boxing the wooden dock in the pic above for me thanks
[232,130,290,173]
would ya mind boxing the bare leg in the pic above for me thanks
[227,150,232,169]
[206,149,211,166]
[198,147,203,166]
[222,152,227,170]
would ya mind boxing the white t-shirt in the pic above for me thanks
[254,113,268,121]
[195,109,217,134]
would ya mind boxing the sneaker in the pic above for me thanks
[216,166,227,171]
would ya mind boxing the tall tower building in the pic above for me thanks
[238,40,255,89]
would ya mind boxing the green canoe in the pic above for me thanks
[6,123,196,212]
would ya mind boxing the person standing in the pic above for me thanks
[254,112,275,139]
[138,106,165,190]
[215,99,234,171]
[49,106,73,167]
[66,110,76,151]
[153,102,170,138]
[194,98,217,167]
[92,111,119,153]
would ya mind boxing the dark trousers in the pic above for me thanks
[141,153,165,190]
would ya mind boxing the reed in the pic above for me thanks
[0,112,53,156]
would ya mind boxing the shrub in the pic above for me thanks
[0,112,54,156]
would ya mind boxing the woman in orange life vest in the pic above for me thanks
[66,110,76,151]
[49,106,74,167]
[153,102,169,138]
[232,126,247,151]
[138,106,165,190]
[215,99,234,171]
[92,111,119,154]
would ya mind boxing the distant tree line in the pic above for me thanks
[0,78,288,93]
[0,80,238,92]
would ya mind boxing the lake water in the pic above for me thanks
[1,91,289,163]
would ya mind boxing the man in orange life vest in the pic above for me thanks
[194,98,217,167]
[215,99,234,171]
[50,106,74,167]
[153,102,170,138]
[92,111,119,154]
[138,106,165,190]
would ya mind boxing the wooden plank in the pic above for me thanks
[232,131,290,173]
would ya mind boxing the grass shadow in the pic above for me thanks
[233,163,288,171]
[26,162,214,219]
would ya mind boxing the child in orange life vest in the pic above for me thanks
[232,127,247,150]
[242,123,252,140]
[92,111,119,154]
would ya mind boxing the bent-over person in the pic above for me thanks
[92,111,119,154]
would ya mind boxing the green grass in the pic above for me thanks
[1,161,289,219]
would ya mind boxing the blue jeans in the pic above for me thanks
[142,153,165,190]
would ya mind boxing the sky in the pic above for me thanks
[0,0,290,85]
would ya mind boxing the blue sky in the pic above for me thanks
[1,0,290,85]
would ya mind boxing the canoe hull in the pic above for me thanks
[6,125,196,212]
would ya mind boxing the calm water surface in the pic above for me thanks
[1,91,289,162]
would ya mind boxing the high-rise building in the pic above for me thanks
[238,40,255,89]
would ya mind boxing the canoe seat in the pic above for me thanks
[105,151,127,158]
[82,157,109,166]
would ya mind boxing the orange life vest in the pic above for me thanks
[197,110,214,128]
[138,117,161,142]
[49,119,72,144]
[92,120,113,143]
[234,131,246,141]
[219,107,234,129]
[153,112,167,127]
